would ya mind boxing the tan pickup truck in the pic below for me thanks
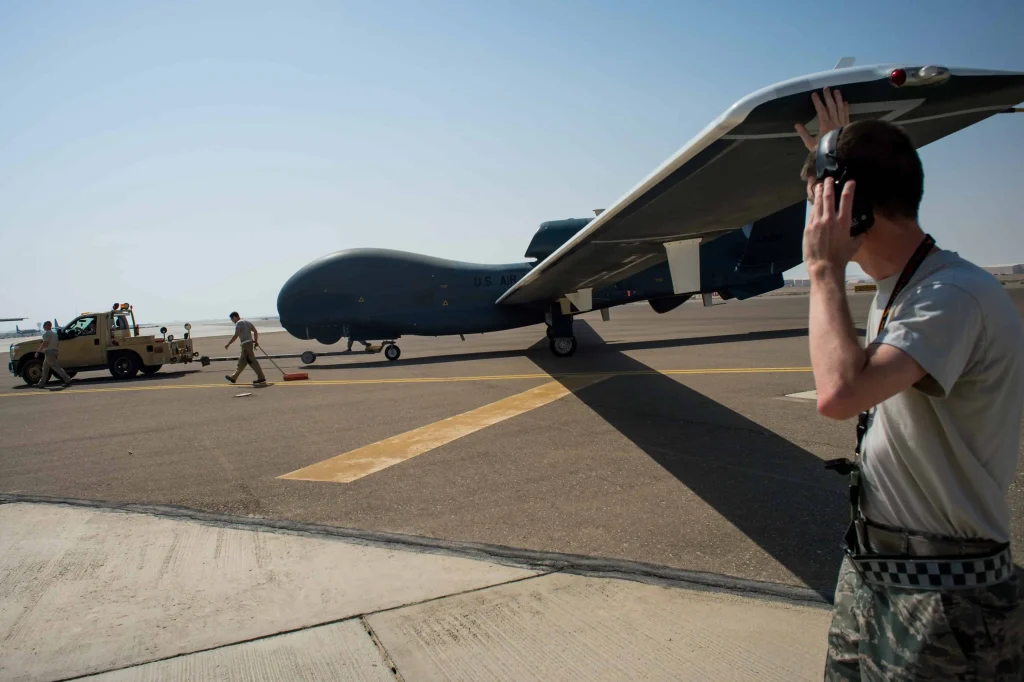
[8,303,208,385]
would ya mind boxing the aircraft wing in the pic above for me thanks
[497,64,1024,306]
[0,318,26,322]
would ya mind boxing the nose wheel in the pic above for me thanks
[384,342,401,361]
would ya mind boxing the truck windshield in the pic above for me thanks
[65,317,97,336]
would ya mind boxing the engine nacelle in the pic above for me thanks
[649,294,692,314]
[524,218,591,261]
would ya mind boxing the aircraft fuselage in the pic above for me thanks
[277,249,549,344]
[276,203,804,348]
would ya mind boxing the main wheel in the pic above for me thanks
[300,351,317,365]
[549,336,577,357]
[384,344,401,361]
[109,353,140,379]
[21,358,43,385]
[140,364,162,376]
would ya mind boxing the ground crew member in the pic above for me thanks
[34,320,72,389]
[224,312,267,385]
[800,113,1023,678]
[346,337,369,352]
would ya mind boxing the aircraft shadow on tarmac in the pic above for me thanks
[533,321,848,598]
[11,369,204,390]
[304,327,813,372]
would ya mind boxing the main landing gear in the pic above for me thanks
[549,335,577,357]
[545,310,576,357]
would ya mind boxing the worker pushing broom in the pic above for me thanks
[224,311,308,384]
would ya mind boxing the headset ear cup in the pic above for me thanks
[850,185,874,236]
[816,127,844,181]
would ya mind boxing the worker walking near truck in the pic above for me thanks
[224,312,267,385]
[35,321,72,389]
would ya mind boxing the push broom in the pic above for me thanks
[258,346,309,381]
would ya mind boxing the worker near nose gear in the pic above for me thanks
[224,312,267,385]
[800,96,1023,679]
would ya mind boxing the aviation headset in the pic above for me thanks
[815,127,874,236]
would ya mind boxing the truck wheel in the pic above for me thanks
[21,358,43,385]
[109,353,140,379]
[140,364,162,376]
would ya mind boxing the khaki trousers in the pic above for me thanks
[231,342,265,381]
[38,350,71,386]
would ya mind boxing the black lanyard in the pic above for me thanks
[832,233,939,530]
[854,233,936,456]
[874,234,936,336]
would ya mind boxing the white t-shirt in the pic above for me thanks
[860,249,1024,542]
[235,320,255,345]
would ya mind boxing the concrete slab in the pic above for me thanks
[0,503,537,682]
[81,619,395,682]
[368,572,831,682]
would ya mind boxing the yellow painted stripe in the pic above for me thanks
[278,374,609,483]
[0,367,812,399]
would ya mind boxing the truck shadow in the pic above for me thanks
[304,327,812,372]
[531,321,847,599]
[11,369,204,389]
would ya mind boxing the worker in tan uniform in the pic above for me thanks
[224,312,267,385]
[35,320,73,389]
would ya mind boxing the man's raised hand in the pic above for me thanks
[795,87,850,152]
[803,177,862,271]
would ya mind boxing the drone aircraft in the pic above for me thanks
[277,62,1024,361]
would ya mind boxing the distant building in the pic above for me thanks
[983,264,1024,276]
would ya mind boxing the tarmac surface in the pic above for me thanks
[3,290,1024,603]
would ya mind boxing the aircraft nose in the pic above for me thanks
[277,268,322,340]
[277,257,350,343]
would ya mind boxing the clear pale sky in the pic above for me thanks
[2,1,1022,329]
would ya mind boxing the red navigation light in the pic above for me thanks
[889,68,907,87]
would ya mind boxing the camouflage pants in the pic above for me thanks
[825,555,1024,680]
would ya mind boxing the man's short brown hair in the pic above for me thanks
[799,119,924,220]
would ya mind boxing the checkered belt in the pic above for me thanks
[853,546,1013,590]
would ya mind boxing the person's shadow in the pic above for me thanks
[531,321,848,598]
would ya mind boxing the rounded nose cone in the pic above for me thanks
[277,252,356,342]
[277,268,318,340]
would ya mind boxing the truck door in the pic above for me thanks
[57,316,105,367]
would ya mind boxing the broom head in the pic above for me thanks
[283,372,309,381]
